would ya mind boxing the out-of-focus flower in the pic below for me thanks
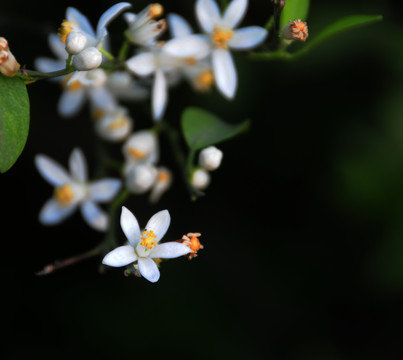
[282,19,309,42]
[35,148,122,231]
[191,168,211,190]
[124,3,166,47]
[0,37,20,76]
[122,130,159,174]
[199,146,223,171]
[102,207,191,282]
[195,0,267,99]
[106,70,149,102]
[125,163,158,194]
[149,166,172,203]
[94,105,133,142]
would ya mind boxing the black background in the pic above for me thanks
[2,0,403,359]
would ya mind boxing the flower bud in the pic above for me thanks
[0,37,20,76]
[191,168,210,190]
[125,163,158,194]
[282,19,309,42]
[198,146,223,171]
[65,32,87,55]
[72,47,102,70]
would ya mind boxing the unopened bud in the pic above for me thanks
[65,32,87,55]
[72,47,102,70]
[126,163,158,194]
[191,168,210,190]
[282,19,309,42]
[199,146,223,171]
[0,37,20,76]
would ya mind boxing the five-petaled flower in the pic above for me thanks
[35,148,122,231]
[102,207,192,282]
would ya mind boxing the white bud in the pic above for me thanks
[191,168,210,190]
[72,47,102,70]
[199,146,223,171]
[65,32,87,55]
[125,164,158,194]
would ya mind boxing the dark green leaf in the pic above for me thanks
[0,75,30,173]
[181,107,250,151]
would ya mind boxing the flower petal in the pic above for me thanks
[39,198,76,225]
[121,206,141,247]
[69,148,88,183]
[48,33,69,60]
[138,257,160,283]
[228,26,267,50]
[81,201,109,231]
[222,0,248,28]
[150,242,191,259]
[126,52,156,77]
[196,0,221,33]
[58,88,86,118]
[102,245,137,267]
[145,209,170,242]
[35,154,71,186]
[162,34,210,59]
[96,2,132,43]
[167,13,194,38]
[66,7,96,40]
[34,58,66,78]
[88,179,122,202]
[152,68,168,121]
[87,86,117,111]
[212,48,237,99]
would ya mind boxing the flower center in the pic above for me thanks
[54,184,74,206]
[194,69,214,92]
[149,4,163,18]
[58,20,77,43]
[140,229,157,250]
[212,25,233,49]
[108,115,128,130]
[128,147,146,159]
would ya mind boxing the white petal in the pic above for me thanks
[228,26,267,50]
[66,7,96,40]
[81,201,109,231]
[126,52,156,77]
[39,198,76,225]
[57,88,86,118]
[167,13,194,38]
[69,148,87,182]
[120,206,141,247]
[145,209,170,242]
[163,34,210,59]
[150,242,191,259]
[88,86,117,111]
[152,68,168,121]
[35,154,71,186]
[222,0,248,28]
[34,57,65,74]
[196,0,221,33]
[96,2,132,43]
[102,245,137,267]
[138,257,160,283]
[212,48,237,99]
[48,33,69,60]
[88,179,122,202]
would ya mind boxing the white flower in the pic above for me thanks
[125,163,158,194]
[149,167,172,204]
[102,207,191,282]
[199,146,223,171]
[124,3,166,47]
[122,130,159,174]
[195,0,267,99]
[191,168,211,190]
[35,148,122,231]
[94,105,133,142]
[106,70,149,102]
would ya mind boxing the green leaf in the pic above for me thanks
[0,75,30,173]
[280,0,310,29]
[293,14,383,58]
[181,107,250,151]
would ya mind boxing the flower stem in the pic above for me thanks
[16,67,75,83]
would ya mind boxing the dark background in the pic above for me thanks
[2,0,403,359]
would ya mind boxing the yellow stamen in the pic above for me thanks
[194,69,214,92]
[157,170,170,183]
[140,229,157,250]
[92,109,107,121]
[54,184,74,206]
[149,4,163,18]
[128,147,146,159]
[184,57,197,66]
[212,25,233,49]
[58,20,77,43]
[108,116,128,130]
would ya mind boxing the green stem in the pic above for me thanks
[118,38,131,61]
[99,47,115,61]
[16,67,75,83]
